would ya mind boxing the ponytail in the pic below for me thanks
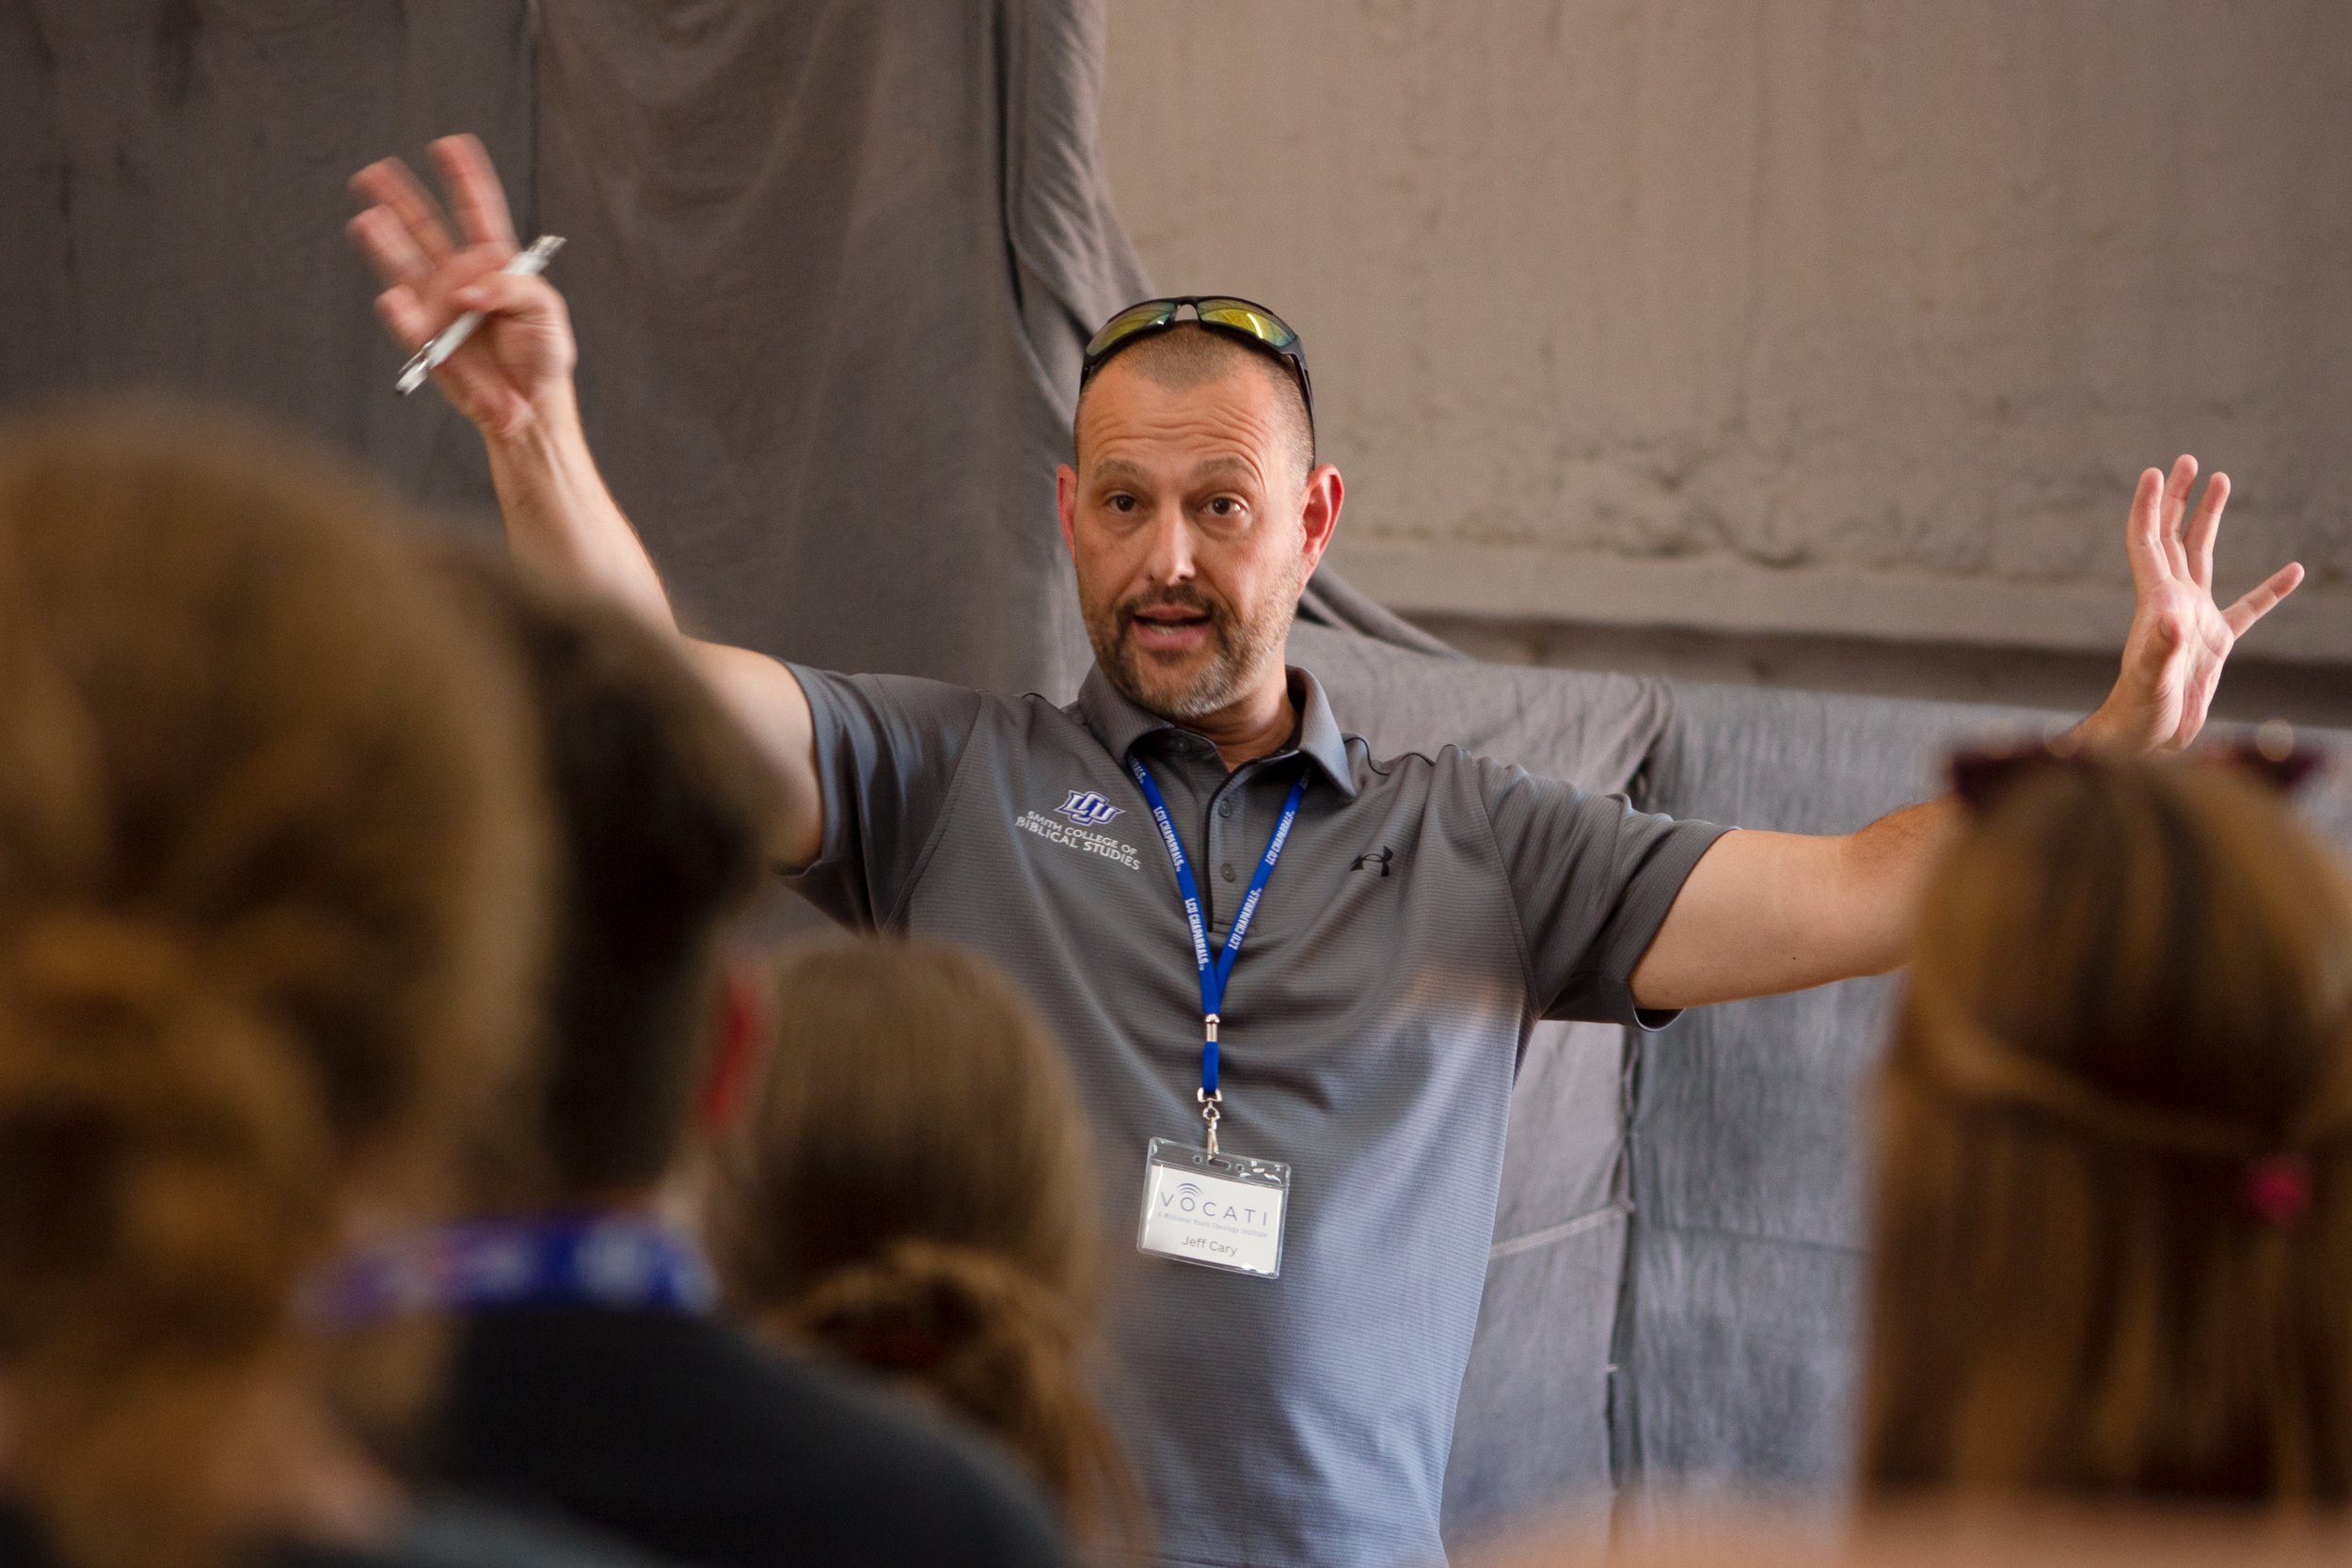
[0,911,336,1568]
[785,1241,1145,1557]
[0,407,547,1568]
[711,940,1144,1556]
[1863,757,2352,1503]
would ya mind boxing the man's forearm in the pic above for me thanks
[1832,795,1962,976]
[484,405,825,865]
[484,392,677,632]
[1630,797,1961,1011]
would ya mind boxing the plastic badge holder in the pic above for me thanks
[1136,1136,1291,1279]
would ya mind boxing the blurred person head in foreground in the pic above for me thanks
[706,940,1142,1557]
[422,559,784,1214]
[338,564,1073,1568]
[0,409,548,1568]
[1863,744,2352,1505]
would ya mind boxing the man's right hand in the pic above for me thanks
[346,133,827,869]
[344,133,655,613]
[348,135,576,441]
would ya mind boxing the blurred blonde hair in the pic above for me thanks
[0,407,545,1568]
[706,939,1143,1557]
[1863,752,2352,1505]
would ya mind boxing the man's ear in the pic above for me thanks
[694,952,775,1138]
[1299,462,1344,578]
[1056,463,1080,557]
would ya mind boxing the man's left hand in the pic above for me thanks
[2079,455,2304,754]
[1633,455,2305,1011]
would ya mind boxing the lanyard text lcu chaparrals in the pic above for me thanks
[1127,758,1308,1154]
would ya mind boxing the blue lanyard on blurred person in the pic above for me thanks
[302,1213,717,1328]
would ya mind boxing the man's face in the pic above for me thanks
[1057,359,1340,722]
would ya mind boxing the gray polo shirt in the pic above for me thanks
[787,660,1725,1568]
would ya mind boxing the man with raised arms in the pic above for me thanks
[349,137,2303,1568]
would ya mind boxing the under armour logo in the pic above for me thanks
[1354,847,1394,877]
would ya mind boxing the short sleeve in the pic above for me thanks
[786,666,989,930]
[1474,755,1729,1029]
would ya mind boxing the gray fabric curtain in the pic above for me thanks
[1614,686,2016,1512]
[0,0,532,524]
[540,1,1126,696]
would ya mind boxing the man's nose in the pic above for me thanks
[1141,504,1198,585]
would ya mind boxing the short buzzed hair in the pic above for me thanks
[1073,323,1315,483]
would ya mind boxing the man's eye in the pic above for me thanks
[1206,497,1244,518]
[1106,494,1137,514]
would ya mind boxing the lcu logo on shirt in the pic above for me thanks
[1056,789,1124,827]
[1018,791,1141,872]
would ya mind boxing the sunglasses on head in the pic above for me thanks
[1949,728,2327,813]
[1081,295,1315,421]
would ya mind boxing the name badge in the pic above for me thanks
[1136,1136,1291,1279]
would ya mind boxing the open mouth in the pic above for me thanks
[1125,604,1216,654]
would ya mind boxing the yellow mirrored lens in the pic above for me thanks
[1086,301,1178,360]
[1197,302,1296,348]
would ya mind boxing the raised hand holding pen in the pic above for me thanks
[396,234,563,395]
[348,135,577,441]
[343,133,823,859]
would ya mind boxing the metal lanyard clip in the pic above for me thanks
[1199,1014,1222,1153]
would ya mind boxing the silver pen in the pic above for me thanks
[395,234,565,396]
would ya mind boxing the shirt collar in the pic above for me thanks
[1077,662,1359,800]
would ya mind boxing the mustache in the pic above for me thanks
[1116,587,1229,628]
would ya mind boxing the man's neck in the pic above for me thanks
[1184,669,1297,772]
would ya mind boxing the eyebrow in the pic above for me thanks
[1189,456,1259,484]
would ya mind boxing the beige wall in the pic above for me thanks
[1100,1,2352,664]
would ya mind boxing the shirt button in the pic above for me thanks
[1220,864,1236,882]
[1217,800,1233,818]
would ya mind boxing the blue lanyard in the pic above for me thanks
[301,1213,718,1328]
[1128,758,1308,1127]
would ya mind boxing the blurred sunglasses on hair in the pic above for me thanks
[1082,295,1314,420]
[1949,730,2327,814]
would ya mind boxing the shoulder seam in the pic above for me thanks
[1470,759,1543,1018]
[882,689,997,927]
[1359,738,1456,779]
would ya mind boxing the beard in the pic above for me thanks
[1085,572,1297,722]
